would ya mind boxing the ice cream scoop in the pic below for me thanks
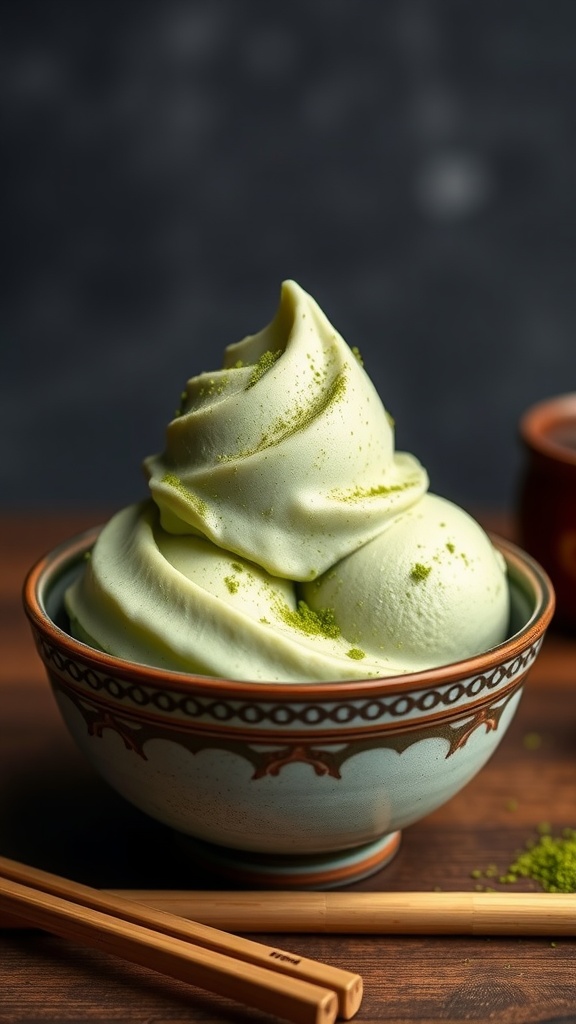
[65,281,510,681]
[301,493,509,671]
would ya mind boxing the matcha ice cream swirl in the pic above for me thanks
[144,280,428,581]
[66,280,509,682]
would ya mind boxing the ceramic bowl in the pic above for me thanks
[23,527,554,889]
[519,392,576,630]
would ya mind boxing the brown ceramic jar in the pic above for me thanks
[518,392,576,630]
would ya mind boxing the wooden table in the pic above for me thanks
[1,513,575,1024]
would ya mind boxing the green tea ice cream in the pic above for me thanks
[65,280,509,681]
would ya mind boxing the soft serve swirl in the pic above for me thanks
[65,281,509,682]
[144,279,428,580]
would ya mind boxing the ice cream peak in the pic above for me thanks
[144,280,428,581]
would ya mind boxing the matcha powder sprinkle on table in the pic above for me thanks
[473,827,576,893]
[504,828,576,892]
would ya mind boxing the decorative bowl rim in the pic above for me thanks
[23,525,555,701]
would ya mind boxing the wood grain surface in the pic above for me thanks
[1,512,576,1024]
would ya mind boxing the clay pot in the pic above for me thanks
[518,393,576,630]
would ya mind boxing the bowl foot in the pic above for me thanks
[173,830,402,889]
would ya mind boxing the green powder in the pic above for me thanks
[472,826,576,893]
[161,473,208,518]
[410,562,432,583]
[174,390,188,417]
[218,368,348,461]
[276,599,341,639]
[224,576,239,594]
[351,345,364,366]
[198,374,230,399]
[504,828,576,892]
[247,349,282,387]
[331,480,417,503]
[346,647,366,660]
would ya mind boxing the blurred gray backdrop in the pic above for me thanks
[2,0,576,515]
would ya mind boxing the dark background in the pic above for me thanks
[3,0,576,516]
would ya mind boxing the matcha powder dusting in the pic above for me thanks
[475,826,576,893]
[276,599,341,640]
[504,828,576,893]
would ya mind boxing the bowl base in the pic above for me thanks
[172,830,402,889]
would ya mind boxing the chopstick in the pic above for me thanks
[0,857,362,1024]
[2,872,569,937]
[104,889,576,936]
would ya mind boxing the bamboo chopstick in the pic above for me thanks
[101,889,576,936]
[0,857,362,1024]
[3,877,574,936]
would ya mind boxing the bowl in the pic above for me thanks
[519,391,576,630]
[23,527,554,889]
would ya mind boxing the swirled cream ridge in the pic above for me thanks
[143,279,428,581]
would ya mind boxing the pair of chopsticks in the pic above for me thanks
[2,860,574,1024]
[0,855,362,1024]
